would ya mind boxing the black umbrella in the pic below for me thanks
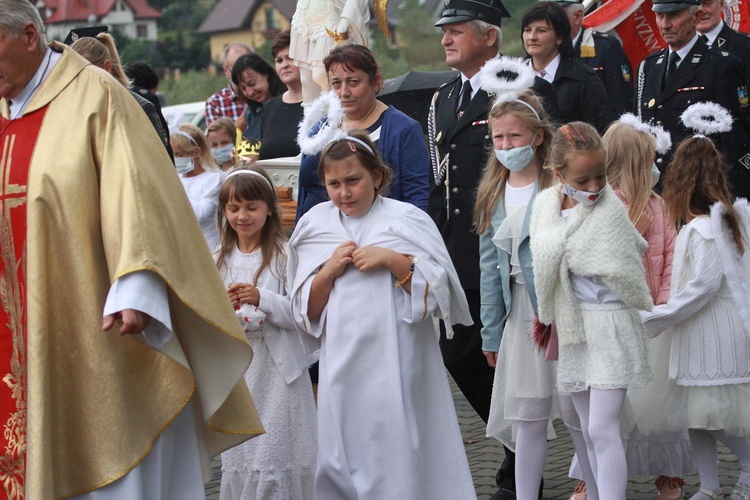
[379,70,458,135]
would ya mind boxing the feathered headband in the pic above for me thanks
[477,56,540,119]
[297,91,347,155]
[680,101,733,137]
[618,113,672,155]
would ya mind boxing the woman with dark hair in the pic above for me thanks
[521,2,611,132]
[259,29,304,160]
[231,53,286,143]
[296,44,430,219]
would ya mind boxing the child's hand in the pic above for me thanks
[322,241,357,278]
[352,246,395,272]
[227,282,260,308]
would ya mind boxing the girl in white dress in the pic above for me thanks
[171,123,224,251]
[530,122,654,500]
[474,90,559,500]
[215,167,317,500]
[288,131,476,499]
[642,135,750,500]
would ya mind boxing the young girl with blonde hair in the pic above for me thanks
[215,167,317,499]
[605,120,692,499]
[474,89,558,499]
[206,117,237,172]
[531,122,654,499]
[642,134,750,500]
[170,123,223,250]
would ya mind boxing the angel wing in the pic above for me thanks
[373,0,390,38]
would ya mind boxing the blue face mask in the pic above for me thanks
[494,144,536,172]
[651,163,660,188]
[212,144,234,164]
[174,157,194,175]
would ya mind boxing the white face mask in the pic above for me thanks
[175,157,195,175]
[651,163,660,188]
[561,181,605,206]
[212,144,234,164]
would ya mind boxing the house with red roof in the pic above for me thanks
[197,0,296,62]
[39,0,162,42]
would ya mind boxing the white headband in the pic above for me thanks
[330,135,375,155]
[171,130,198,146]
[510,98,540,121]
[224,169,274,191]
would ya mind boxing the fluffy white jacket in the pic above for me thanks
[531,184,653,346]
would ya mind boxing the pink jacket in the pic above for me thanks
[616,192,677,305]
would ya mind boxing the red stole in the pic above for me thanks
[0,106,47,500]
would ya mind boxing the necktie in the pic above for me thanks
[662,51,680,91]
[457,80,472,116]
[699,34,709,45]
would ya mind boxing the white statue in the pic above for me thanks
[291,0,389,105]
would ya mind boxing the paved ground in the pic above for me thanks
[205,378,741,499]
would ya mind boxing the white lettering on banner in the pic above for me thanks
[633,8,662,53]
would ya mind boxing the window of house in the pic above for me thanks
[137,24,148,38]
[265,7,276,30]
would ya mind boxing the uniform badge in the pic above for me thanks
[621,65,631,82]
[648,98,656,108]
[739,86,749,108]
[436,130,444,142]
[740,153,750,170]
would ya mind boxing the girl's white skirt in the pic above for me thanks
[221,331,317,500]
[625,328,695,476]
[558,302,653,393]
[486,280,562,450]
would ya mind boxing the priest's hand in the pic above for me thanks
[102,309,152,335]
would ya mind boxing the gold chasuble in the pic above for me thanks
[0,44,263,499]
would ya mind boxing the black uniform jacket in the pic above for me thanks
[708,22,750,83]
[552,57,612,133]
[636,38,750,198]
[575,30,634,118]
[427,73,557,290]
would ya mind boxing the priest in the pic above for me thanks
[0,0,264,497]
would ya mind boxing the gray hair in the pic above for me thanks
[465,19,502,52]
[0,0,46,49]
[222,42,253,64]
[562,2,585,14]
[686,4,701,14]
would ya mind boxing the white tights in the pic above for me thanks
[561,394,599,500]
[515,420,548,500]
[571,388,628,500]
[689,429,750,499]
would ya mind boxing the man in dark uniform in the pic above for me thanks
[635,0,750,198]
[558,0,635,117]
[429,1,556,498]
[697,0,750,82]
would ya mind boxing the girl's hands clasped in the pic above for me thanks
[227,282,260,309]
[322,241,357,278]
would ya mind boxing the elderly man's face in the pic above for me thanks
[656,8,700,50]
[697,0,724,32]
[0,25,38,100]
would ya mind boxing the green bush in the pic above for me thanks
[160,70,227,106]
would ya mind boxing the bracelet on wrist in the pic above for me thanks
[395,255,414,288]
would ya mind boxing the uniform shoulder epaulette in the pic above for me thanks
[437,74,460,91]
[735,30,750,40]
[644,48,665,60]
[592,31,609,38]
